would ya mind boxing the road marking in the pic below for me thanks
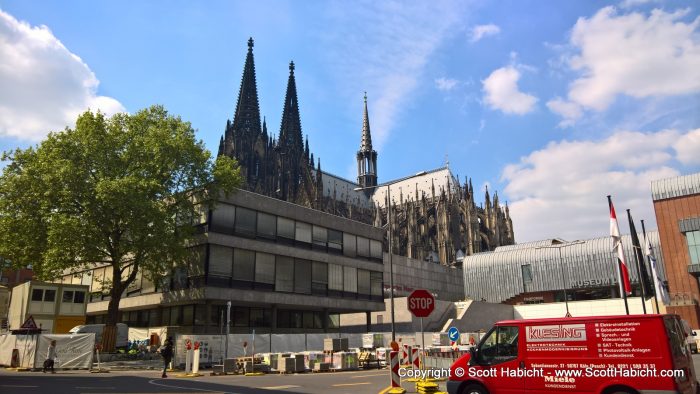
[2,385,39,388]
[351,373,386,378]
[331,382,372,387]
[378,387,393,394]
[76,387,116,389]
[260,385,301,390]
[148,379,240,393]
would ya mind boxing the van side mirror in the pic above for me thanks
[693,331,697,336]
[469,346,478,365]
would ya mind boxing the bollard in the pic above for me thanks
[192,348,200,375]
[185,348,192,374]
[388,350,406,393]
[411,347,420,369]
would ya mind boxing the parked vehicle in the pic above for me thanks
[447,314,697,394]
[681,319,698,354]
[68,323,128,349]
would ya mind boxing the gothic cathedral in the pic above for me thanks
[218,39,515,265]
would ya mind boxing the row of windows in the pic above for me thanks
[31,288,85,304]
[209,204,383,262]
[208,245,383,299]
[686,230,700,265]
[87,305,340,330]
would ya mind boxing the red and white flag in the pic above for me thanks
[608,196,632,295]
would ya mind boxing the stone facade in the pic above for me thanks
[218,39,515,265]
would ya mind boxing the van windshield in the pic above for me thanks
[478,326,519,365]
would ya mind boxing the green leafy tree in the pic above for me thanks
[0,106,241,350]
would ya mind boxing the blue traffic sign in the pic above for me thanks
[448,327,460,342]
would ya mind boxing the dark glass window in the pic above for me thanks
[295,222,312,245]
[233,307,249,327]
[294,259,312,294]
[312,226,327,249]
[182,305,194,326]
[74,291,85,304]
[256,212,277,239]
[275,256,294,292]
[44,289,56,302]
[357,269,371,295]
[234,207,256,236]
[250,308,270,327]
[478,326,519,365]
[211,204,235,234]
[169,306,180,326]
[343,266,357,293]
[61,290,73,302]
[343,233,356,257]
[357,236,370,257]
[233,249,255,281]
[31,289,43,301]
[277,310,290,328]
[209,245,233,277]
[686,230,700,265]
[328,230,343,253]
[370,271,383,298]
[312,261,328,295]
[255,252,275,285]
[370,240,383,260]
[303,311,314,329]
[277,217,295,241]
[291,311,303,328]
[328,264,343,291]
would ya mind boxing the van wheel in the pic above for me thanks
[462,383,488,394]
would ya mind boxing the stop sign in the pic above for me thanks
[407,289,435,318]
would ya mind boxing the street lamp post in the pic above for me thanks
[536,241,585,317]
[355,184,395,342]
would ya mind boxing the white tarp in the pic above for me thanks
[34,334,95,369]
[0,334,38,368]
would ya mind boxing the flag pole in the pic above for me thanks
[626,209,647,314]
[608,195,630,315]
[641,220,660,313]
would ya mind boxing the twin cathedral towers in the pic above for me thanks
[218,38,514,264]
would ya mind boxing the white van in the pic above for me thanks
[69,323,128,349]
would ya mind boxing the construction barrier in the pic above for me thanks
[411,347,420,369]
[389,351,400,388]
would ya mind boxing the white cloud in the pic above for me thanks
[549,7,700,125]
[323,0,467,157]
[0,9,125,142]
[435,77,459,91]
[470,24,500,42]
[619,0,658,9]
[673,128,700,165]
[501,128,700,242]
[546,97,583,127]
[482,66,538,115]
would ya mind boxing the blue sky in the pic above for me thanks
[1,0,699,242]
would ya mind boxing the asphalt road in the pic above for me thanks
[4,355,700,394]
[0,368,389,394]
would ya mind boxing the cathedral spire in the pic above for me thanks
[356,92,378,188]
[360,92,373,152]
[279,61,303,154]
[232,37,262,139]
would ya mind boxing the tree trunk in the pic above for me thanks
[102,275,122,353]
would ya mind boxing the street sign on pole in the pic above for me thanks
[407,289,435,318]
[448,327,460,342]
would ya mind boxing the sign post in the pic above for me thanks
[407,290,435,377]
[448,327,460,349]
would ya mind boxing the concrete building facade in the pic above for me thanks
[461,232,665,306]
[74,189,385,334]
[652,172,700,327]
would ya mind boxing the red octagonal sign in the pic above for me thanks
[407,289,435,318]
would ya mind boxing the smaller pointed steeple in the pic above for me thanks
[356,92,378,188]
[218,135,225,157]
[360,92,373,152]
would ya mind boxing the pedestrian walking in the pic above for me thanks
[43,340,57,373]
[159,337,174,378]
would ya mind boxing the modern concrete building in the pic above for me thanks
[0,285,9,331]
[652,172,700,327]
[71,188,386,334]
[7,281,88,333]
[461,232,666,306]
